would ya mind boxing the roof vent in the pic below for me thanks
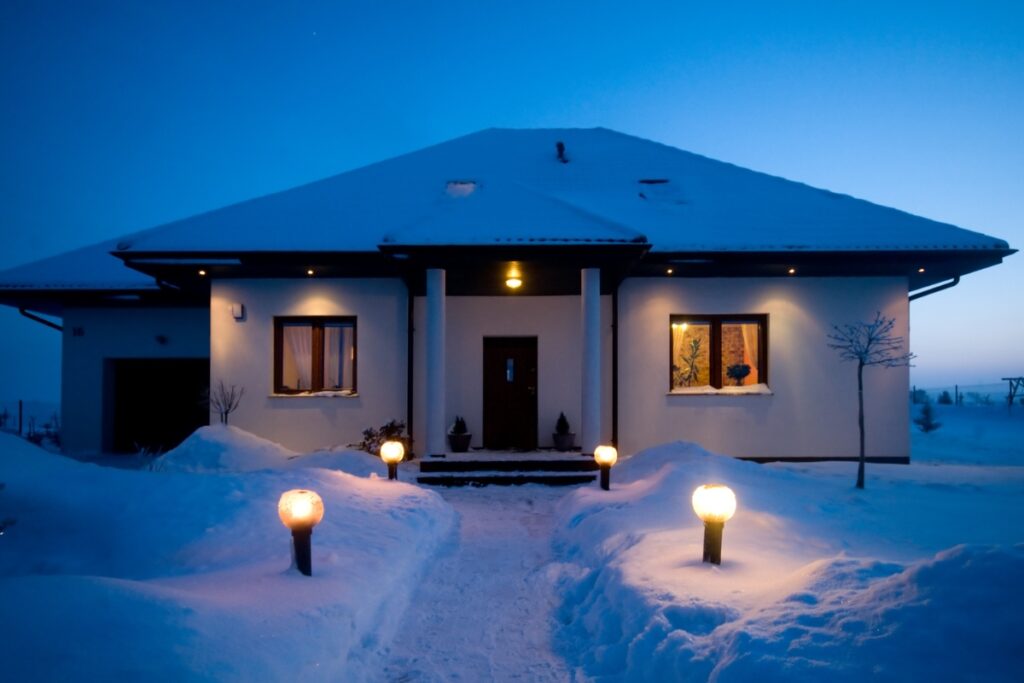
[446,180,477,197]
[556,141,568,163]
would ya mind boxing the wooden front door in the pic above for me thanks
[483,337,538,450]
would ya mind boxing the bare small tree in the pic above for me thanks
[828,312,914,489]
[209,381,245,425]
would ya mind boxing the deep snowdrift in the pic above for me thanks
[0,430,454,682]
[554,442,1024,681]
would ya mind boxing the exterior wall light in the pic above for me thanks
[505,263,523,289]
[593,445,618,490]
[380,440,405,480]
[691,484,737,565]
[278,489,325,576]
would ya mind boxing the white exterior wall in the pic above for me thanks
[211,279,408,452]
[61,306,209,455]
[412,295,613,453]
[618,277,910,459]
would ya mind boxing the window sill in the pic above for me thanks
[270,391,359,398]
[668,384,773,396]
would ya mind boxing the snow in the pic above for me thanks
[0,236,158,291]
[552,435,1024,680]
[669,383,773,396]
[3,406,1023,681]
[0,430,455,681]
[15,128,1002,263]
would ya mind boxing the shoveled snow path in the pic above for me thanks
[378,486,575,682]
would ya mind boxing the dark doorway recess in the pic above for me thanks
[483,337,538,450]
[107,358,209,454]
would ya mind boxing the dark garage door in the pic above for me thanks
[107,358,209,454]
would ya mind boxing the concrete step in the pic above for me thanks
[416,471,597,487]
[419,458,599,473]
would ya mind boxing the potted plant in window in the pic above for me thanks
[448,416,471,453]
[552,412,575,452]
[726,363,751,386]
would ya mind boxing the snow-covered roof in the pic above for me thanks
[0,127,1010,294]
[0,237,158,291]
[112,127,1008,254]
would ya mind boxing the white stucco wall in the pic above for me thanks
[617,277,910,459]
[412,295,614,454]
[210,279,408,452]
[61,306,209,455]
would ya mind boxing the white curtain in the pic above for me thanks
[323,325,354,391]
[740,323,759,384]
[284,326,313,390]
[324,326,341,389]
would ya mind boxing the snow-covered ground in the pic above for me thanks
[552,404,1024,681]
[0,427,454,682]
[2,405,1023,681]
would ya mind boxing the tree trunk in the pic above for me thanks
[856,361,865,489]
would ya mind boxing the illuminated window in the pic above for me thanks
[670,315,767,390]
[274,317,356,394]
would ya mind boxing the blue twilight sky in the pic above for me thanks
[1,1,1022,402]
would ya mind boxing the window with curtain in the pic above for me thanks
[670,314,767,390]
[274,317,357,394]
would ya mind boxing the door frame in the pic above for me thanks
[482,336,538,450]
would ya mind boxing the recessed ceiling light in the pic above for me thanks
[666,268,674,275]
[787,267,796,275]
[198,269,206,276]
[505,277,522,289]
[307,269,315,276]
[917,267,926,273]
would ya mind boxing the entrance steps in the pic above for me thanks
[416,451,599,487]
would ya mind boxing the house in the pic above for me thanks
[0,128,1013,461]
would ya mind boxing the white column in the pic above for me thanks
[581,267,602,455]
[425,268,447,456]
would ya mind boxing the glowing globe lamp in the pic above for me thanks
[278,489,325,576]
[594,445,618,490]
[380,440,405,480]
[691,484,736,565]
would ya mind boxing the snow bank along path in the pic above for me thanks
[378,486,575,682]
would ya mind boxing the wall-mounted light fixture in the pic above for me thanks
[505,263,523,289]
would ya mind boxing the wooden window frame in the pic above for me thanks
[273,316,357,394]
[669,314,768,390]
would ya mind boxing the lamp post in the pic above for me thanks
[278,489,325,576]
[691,484,736,565]
[380,440,405,480]
[593,445,618,490]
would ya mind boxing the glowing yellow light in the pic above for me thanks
[666,268,674,275]
[787,267,796,275]
[198,269,207,276]
[278,489,325,530]
[671,322,689,331]
[505,277,522,289]
[307,269,315,276]
[917,267,926,273]
[691,484,737,524]
[380,440,405,464]
[594,445,618,467]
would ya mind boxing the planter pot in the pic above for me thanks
[448,432,472,453]
[552,432,576,452]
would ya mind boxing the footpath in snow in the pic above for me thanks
[378,486,574,683]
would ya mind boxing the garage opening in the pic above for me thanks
[105,358,209,454]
